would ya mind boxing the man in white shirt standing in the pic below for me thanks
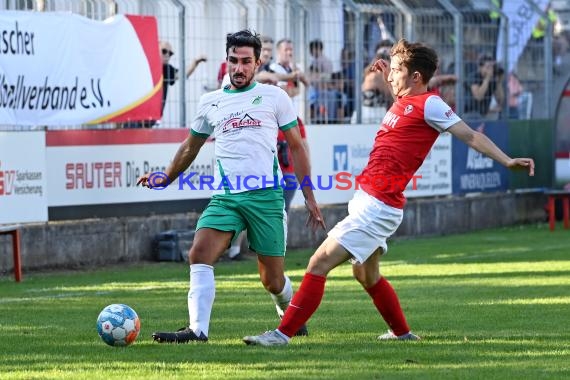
[138,29,325,343]
[270,38,309,98]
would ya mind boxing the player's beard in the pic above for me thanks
[230,71,254,89]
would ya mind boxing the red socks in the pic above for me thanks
[278,273,326,338]
[278,274,409,338]
[366,277,410,336]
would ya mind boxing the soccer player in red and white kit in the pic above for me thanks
[243,39,535,346]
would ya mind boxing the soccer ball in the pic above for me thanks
[96,304,140,347]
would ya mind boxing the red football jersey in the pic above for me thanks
[359,92,460,209]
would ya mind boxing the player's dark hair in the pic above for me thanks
[391,39,438,84]
[226,29,262,60]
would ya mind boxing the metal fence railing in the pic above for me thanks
[0,0,560,130]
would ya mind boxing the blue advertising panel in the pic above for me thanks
[452,120,509,193]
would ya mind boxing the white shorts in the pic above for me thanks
[328,190,403,264]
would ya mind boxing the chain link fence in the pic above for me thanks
[0,0,559,129]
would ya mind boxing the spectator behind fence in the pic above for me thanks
[312,72,346,124]
[308,39,333,75]
[463,53,505,120]
[270,38,309,98]
[341,47,356,118]
[254,35,282,85]
[264,38,312,208]
[428,71,457,110]
[351,39,394,124]
[154,40,180,128]
[307,39,334,123]
[553,32,569,74]
[123,41,206,128]
[507,72,523,119]
[123,41,177,128]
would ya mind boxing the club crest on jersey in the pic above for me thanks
[252,96,262,105]
[404,104,413,115]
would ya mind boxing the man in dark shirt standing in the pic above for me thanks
[160,41,178,117]
[463,53,504,119]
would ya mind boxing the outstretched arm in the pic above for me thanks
[283,126,326,231]
[448,121,534,175]
[186,55,207,78]
[137,133,207,188]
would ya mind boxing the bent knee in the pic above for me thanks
[189,245,220,266]
[261,278,284,294]
[353,272,379,288]
[352,267,380,288]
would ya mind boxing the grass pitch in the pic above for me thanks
[1,223,569,379]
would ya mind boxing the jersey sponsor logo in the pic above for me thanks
[251,95,262,105]
[445,108,455,118]
[404,104,413,115]
[380,111,400,131]
[221,113,261,133]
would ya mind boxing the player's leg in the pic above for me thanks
[353,251,418,340]
[256,255,289,314]
[278,236,351,335]
[346,191,418,340]
[186,228,233,338]
[152,227,232,343]
[152,195,244,343]
[239,188,301,328]
[243,236,350,346]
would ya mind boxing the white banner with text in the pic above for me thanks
[0,131,48,223]
[46,130,212,206]
[0,12,162,126]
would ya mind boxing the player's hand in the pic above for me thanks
[507,158,535,176]
[136,172,170,189]
[370,59,390,81]
[304,199,326,231]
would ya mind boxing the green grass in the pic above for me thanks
[1,223,569,379]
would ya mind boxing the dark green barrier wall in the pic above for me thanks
[508,119,553,189]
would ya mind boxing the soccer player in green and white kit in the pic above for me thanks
[137,30,325,343]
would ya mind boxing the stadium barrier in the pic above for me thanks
[0,191,549,273]
[0,225,22,282]
[544,189,570,230]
